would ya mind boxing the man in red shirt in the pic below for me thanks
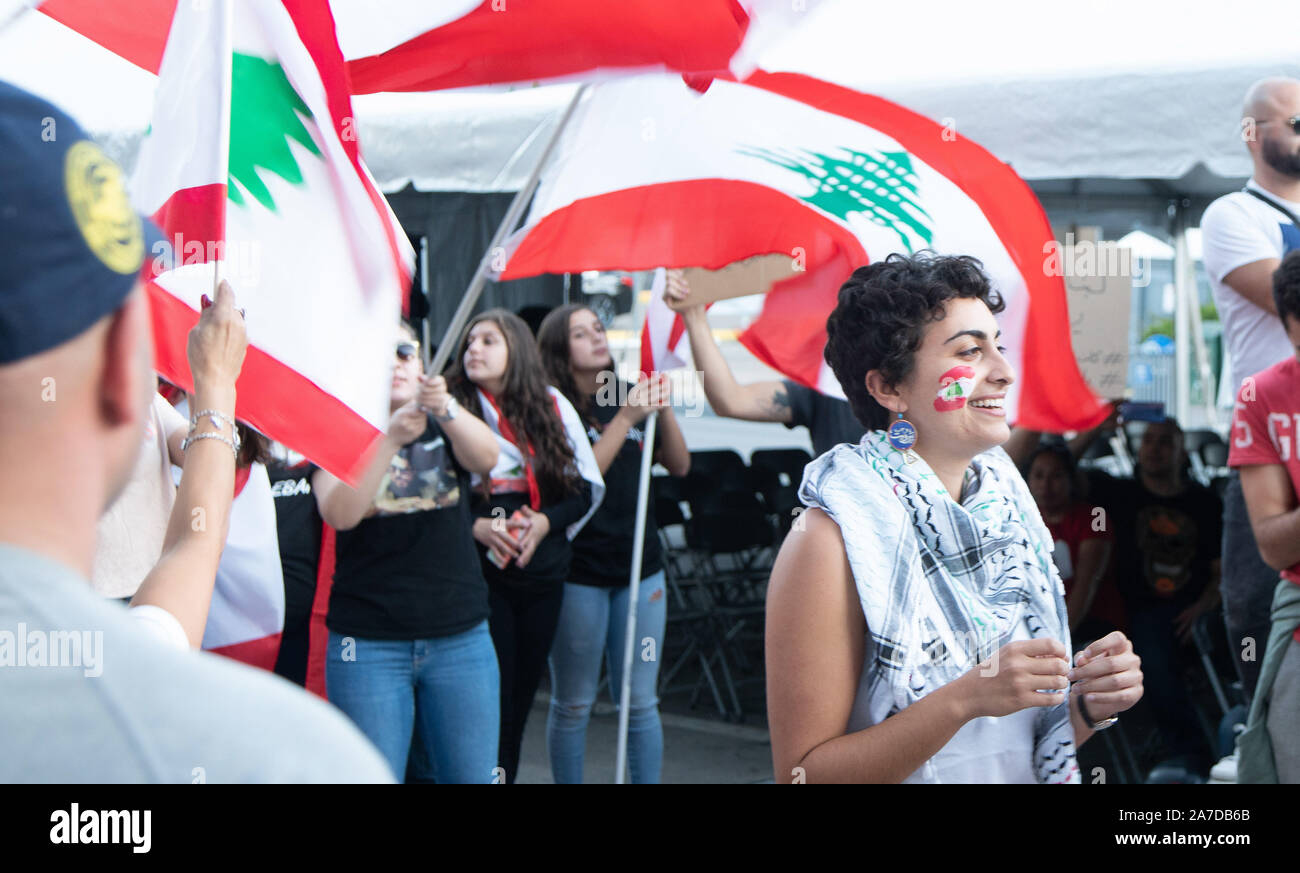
[1228,249,1300,783]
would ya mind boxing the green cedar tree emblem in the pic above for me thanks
[227,53,321,211]
[738,145,933,253]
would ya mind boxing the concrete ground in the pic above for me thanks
[515,693,774,784]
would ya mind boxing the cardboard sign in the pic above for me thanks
[1051,231,1133,400]
[667,253,801,310]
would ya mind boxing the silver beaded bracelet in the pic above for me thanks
[189,408,241,452]
[180,430,239,460]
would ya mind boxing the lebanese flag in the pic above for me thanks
[500,73,1108,432]
[38,0,810,93]
[641,268,690,376]
[130,0,413,485]
[203,463,285,668]
[164,395,286,670]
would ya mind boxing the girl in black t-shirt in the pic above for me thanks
[311,324,502,783]
[446,309,603,784]
[537,304,690,784]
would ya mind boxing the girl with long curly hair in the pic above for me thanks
[446,309,604,783]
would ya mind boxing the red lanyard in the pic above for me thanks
[479,389,542,510]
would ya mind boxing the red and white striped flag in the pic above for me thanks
[169,396,286,669]
[38,0,811,93]
[130,0,413,484]
[500,72,1108,432]
[203,464,284,668]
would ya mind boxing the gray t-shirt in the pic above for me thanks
[0,544,394,783]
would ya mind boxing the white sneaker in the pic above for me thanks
[1209,753,1237,784]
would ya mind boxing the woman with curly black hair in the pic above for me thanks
[446,309,604,783]
[766,252,1145,783]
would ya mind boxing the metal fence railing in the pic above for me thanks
[1127,352,1174,405]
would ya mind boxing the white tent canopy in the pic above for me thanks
[259,61,1300,205]
[2,0,1296,204]
[2,0,1294,431]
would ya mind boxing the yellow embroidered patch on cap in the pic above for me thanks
[63,140,144,275]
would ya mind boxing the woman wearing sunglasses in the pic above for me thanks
[446,309,604,784]
[311,323,502,783]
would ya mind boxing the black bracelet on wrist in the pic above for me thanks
[1077,692,1118,731]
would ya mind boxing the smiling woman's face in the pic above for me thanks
[871,296,1016,462]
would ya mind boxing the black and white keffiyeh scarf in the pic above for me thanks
[798,431,1079,784]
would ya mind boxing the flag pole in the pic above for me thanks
[420,236,432,370]
[428,83,588,375]
[0,1,30,37]
[212,0,233,296]
[615,408,657,784]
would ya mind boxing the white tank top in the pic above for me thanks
[846,618,1039,784]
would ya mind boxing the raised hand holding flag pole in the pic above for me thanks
[131,0,414,667]
[133,0,414,487]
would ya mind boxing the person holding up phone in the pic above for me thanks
[447,309,604,784]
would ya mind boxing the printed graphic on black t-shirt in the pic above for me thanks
[1135,504,1199,597]
[1089,472,1222,610]
[329,419,489,640]
[267,458,321,686]
[588,421,644,449]
[371,433,461,514]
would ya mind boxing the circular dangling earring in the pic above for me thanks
[886,411,918,464]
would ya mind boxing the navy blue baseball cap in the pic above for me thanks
[0,80,164,365]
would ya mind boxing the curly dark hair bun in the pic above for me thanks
[824,251,1005,431]
[1274,249,1300,330]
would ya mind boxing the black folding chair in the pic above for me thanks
[683,449,751,495]
[658,451,776,719]
[654,473,734,718]
[676,482,774,720]
[1184,429,1227,486]
[749,448,813,540]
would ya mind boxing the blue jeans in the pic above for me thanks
[326,621,500,784]
[547,574,667,784]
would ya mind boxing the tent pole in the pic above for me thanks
[1180,208,1219,429]
[428,84,588,375]
[1171,200,1192,426]
[0,2,30,37]
[615,410,658,784]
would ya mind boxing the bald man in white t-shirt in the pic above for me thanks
[1201,76,1300,699]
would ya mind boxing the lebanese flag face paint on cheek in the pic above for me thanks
[934,366,976,412]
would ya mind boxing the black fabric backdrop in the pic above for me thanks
[386,186,567,361]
